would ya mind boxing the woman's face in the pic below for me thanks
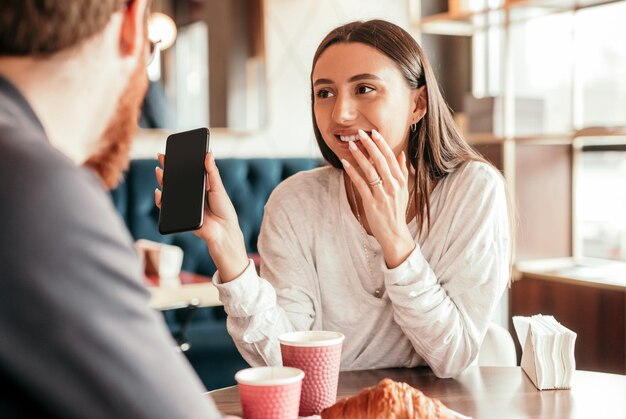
[312,42,422,164]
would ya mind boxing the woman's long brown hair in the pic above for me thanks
[311,19,502,236]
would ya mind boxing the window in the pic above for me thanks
[575,2,626,128]
[576,142,626,262]
[471,0,626,263]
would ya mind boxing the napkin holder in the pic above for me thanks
[519,325,543,389]
[513,315,577,391]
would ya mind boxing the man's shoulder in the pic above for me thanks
[0,123,135,270]
[0,76,48,144]
[0,127,106,213]
[0,98,71,185]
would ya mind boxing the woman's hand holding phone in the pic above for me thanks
[155,152,249,282]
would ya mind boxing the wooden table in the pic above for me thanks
[208,366,626,418]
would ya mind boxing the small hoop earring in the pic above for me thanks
[410,123,417,133]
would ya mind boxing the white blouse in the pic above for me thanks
[213,161,510,378]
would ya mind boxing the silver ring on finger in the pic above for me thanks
[368,177,383,187]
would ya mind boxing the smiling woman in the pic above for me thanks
[156,19,513,379]
[311,42,427,269]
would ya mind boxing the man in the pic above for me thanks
[0,1,223,417]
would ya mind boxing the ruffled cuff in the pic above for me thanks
[212,259,276,317]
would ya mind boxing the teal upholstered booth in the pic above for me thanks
[111,157,319,389]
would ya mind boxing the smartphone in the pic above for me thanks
[158,128,210,235]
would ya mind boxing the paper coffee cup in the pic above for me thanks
[278,331,344,416]
[235,366,304,419]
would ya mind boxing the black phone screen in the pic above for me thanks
[158,127,210,235]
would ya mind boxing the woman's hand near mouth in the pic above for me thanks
[341,129,416,269]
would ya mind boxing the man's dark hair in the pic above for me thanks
[0,0,123,55]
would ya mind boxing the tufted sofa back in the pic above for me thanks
[111,158,320,276]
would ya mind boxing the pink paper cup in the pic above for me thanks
[278,331,345,416]
[235,366,304,419]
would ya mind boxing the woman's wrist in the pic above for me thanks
[381,231,416,269]
[206,228,249,283]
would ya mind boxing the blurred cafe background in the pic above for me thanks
[125,0,626,390]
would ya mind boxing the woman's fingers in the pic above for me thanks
[356,130,394,185]
[154,188,161,209]
[371,129,405,182]
[206,151,226,194]
[155,166,163,188]
[347,139,380,189]
[154,155,164,209]
[204,154,211,192]
[341,158,372,203]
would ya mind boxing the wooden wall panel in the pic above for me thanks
[515,144,572,261]
[473,143,504,172]
[422,34,472,113]
[510,276,626,374]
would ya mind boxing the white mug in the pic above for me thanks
[136,239,184,286]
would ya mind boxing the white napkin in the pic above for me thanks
[513,314,577,390]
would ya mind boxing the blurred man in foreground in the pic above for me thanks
[0,1,222,417]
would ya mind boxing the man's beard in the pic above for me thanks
[84,55,149,189]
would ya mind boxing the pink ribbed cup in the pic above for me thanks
[279,331,345,417]
[235,366,304,419]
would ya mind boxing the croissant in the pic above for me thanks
[320,378,453,419]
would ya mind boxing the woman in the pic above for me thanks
[155,20,511,378]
